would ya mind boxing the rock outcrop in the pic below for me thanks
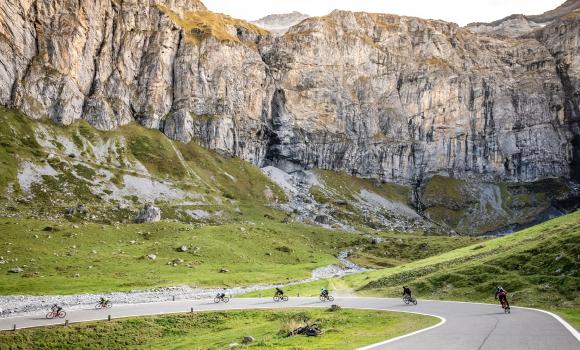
[0,0,578,187]
[134,204,161,223]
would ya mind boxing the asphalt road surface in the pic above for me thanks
[0,297,578,349]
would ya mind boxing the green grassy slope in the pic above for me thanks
[419,175,572,234]
[0,309,437,350]
[0,106,286,224]
[0,217,357,295]
[243,212,580,324]
[0,217,481,295]
[360,211,580,306]
[348,232,481,268]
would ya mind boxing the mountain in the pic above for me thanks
[0,0,579,234]
[252,11,310,33]
[466,0,580,37]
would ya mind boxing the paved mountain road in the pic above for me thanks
[0,297,578,349]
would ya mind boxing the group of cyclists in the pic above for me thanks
[272,285,510,310]
[48,286,511,316]
[46,297,110,319]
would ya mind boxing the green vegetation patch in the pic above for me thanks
[348,233,481,268]
[0,107,288,223]
[175,141,287,204]
[157,4,268,45]
[250,212,579,325]
[419,175,571,234]
[420,175,469,210]
[308,170,413,229]
[125,127,187,178]
[0,218,355,295]
[0,107,44,195]
[312,170,412,205]
[0,309,437,350]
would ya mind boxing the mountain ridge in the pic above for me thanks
[466,0,580,37]
[252,11,310,33]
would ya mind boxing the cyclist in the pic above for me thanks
[495,286,510,309]
[275,287,284,296]
[320,288,329,298]
[402,286,412,299]
[51,304,63,313]
[99,297,109,306]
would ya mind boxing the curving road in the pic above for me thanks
[0,297,578,349]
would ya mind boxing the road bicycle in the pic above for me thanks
[403,295,417,305]
[214,295,230,303]
[95,301,112,309]
[319,294,334,302]
[46,309,66,319]
[273,295,289,302]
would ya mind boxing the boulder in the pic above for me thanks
[8,267,24,273]
[219,268,230,273]
[241,336,255,344]
[314,215,330,225]
[134,204,161,223]
[329,304,342,311]
[371,237,385,245]
[177,245,188,252]
[147,254,157,261]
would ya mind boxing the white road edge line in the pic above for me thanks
[415,298,580,342]
[4,297,578,345]
[94,306,447,350]
[335,297,580,342]
[2,301,447,349]
[292,305,447,350]
[356,313,446,350]
[515,306,580,342]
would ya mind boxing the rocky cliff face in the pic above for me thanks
[1,0,578,188]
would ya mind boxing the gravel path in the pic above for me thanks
[0,251,368,317]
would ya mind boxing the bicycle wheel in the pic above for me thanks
[319,295,326,302]
[273,296,280,302]
[105,302,112,309]
[223,297,230,303]
[95,303,102,309]
[403,297,410,305]
[214,297,221,303]
[327,296,334,302]
[282,296,288,301]
[412,298,417,305]
[46,311,55,319]
[58,310,66,318]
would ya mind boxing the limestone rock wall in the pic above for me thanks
[0,0,578,185]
